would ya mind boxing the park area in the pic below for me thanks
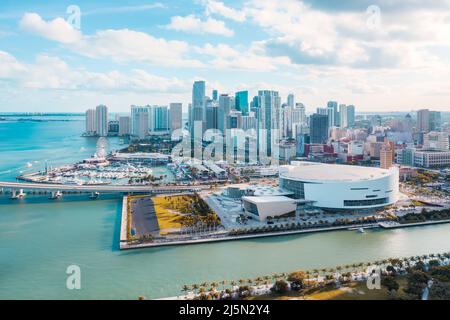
[127,193,221,240]
[152,194,221,234]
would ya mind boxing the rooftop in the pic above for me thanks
[242,196,297,204]
[279,161,395,182]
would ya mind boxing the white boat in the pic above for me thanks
[358,228,365,233]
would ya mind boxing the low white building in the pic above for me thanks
[242,196,298,221]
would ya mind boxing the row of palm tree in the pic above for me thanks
[180,251,450,299]
[228,216,383,236]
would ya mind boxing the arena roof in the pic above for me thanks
[279,162,394,182]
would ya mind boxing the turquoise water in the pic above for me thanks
[1,118,450,299]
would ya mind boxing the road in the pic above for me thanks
[0,181,204,193]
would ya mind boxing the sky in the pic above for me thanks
[1,0,450,113]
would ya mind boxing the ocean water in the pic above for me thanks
[1,117,450,299]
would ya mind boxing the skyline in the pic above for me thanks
[1,0,450,112]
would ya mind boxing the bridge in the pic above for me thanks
[0,181,204,199]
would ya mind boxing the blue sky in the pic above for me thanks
[1,0,450,113]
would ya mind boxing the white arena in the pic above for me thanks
[279,162,399,210]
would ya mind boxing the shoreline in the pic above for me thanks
[119,218,450,250]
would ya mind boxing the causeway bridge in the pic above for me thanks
[0,181,204,199]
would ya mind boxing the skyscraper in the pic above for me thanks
[417,109,430,132]
[169,103,183,133]
[227,110,242,129]
[95,105,108,137]
[292,103,306,138]
[258,90,281,157]
[281,103,292,138]
[212,89,218,101]
[316,107,328,115]
[310,114,329,144]
[118,116,131,136]
[206,102,218,130]
[347,105,355,128]
[191,80,206,134]
[235,91,249,115]
[339,104,348,128]
[326,105,335,129]
[287,94,294,107]
[380,138,394,169]
[218,94,233,133]
[85,109,96,135]
[131,105,150,139]
[327,101,339,127]
[153,106,169,132]
[429,111,441,131]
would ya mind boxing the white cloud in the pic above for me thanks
[243,0,450,70]
[83,3,165,16]
[166,15,234,37]
[203,0,246,22]
[72,29,203,67]
[0,50,190,93]
[0,51,26,78]
[19,12,81,43]
[195,42,290,71]
[18,13,203,67]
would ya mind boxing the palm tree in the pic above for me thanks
[220,280,227,291]
[182,284,191,296]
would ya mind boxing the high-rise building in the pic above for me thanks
[169,103,183,133]
[241,112,257,131]
[316,107,328,115]
[218,94,233,133]
[235,91,249,115]
[131,105,150,139]
[327,101,339,127]
[206,104,218,130]
[95,105,108,137]
[296,133,310,157]
[347,105,355,127]
[85,109,96,135]
[258,90,281,157]
[380,138,394,169]
[118,116,131,136]
[417,109,430,132]
[281,104,293,138]
[310,114,329,144]
[326,105,335,129]
[292,103,306,138]
[212,89,218,101]
[339,104,348,128]
[287,94,294,107]
[429,111,441,131]
[424,131,449,151]
[108,120,119,135]
[191,80,206,134]
[153,106,169,132]
[227,110,242,129]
